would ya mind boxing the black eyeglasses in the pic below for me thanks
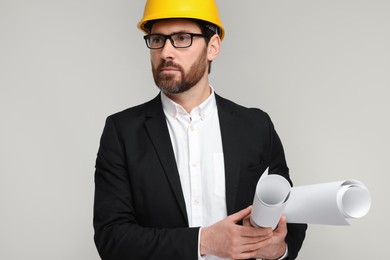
[144,32,208,49]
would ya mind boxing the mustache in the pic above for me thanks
[157,60,182,71]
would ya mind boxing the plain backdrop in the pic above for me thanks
[1,0,389,259]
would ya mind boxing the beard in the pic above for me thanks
[152,48,208,94]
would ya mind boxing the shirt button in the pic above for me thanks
[193,199,200,205]
[189,125,195,131]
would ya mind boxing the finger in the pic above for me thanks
[242,236,273,249]
[241,233,273,245]
[237,237,273,258]
[274,215,287,233]
[280,215,287,225]
[239,225,273,238]
[229,206,252,223]
[242,216,251,227]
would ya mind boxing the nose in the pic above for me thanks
[160,38,175,60]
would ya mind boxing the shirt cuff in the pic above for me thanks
[198,228,206,260]
[277,244,288,259]
[198,227,288,260]
[258,244,288,260]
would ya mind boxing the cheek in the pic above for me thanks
[182,52,201,69]
[150,52,160,65]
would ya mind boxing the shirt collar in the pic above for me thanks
[161,86,217,121]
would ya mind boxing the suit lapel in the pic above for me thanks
[216,95,242,215]
[144,95,189,224]
[143,94,242,219]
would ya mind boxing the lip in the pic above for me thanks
[160,66,179,71]
[160,67,179,74]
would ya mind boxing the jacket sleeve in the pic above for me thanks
[266,112,307,259]
[93,116,199,260]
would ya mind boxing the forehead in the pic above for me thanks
[150,19,202,34]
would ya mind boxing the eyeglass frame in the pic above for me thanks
[143,32,209,49]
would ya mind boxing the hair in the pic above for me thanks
[195,19,218,74]
[144,19,219,74]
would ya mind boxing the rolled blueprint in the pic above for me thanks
[250,173,291,229]
[284,179,371,225]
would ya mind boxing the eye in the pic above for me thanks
[175,33,191,43]
[150,35,164,44]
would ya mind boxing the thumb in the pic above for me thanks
[275,215,287,233]
[229,206,252,223]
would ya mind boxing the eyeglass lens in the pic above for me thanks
[146,33,195,49]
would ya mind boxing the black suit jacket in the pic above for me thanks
[94,94,307,260]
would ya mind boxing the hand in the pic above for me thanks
[243,210,288,260]
[200,206,274,259]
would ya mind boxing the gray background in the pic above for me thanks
[1,0,389,259]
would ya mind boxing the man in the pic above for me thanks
[93,0,307,259]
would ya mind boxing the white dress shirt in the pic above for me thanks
[161,89,287,260]
[161,89,229,260]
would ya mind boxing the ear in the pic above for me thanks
[207,34,221,62]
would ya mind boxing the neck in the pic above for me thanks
[165,78,211,113]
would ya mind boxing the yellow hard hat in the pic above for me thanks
[137,0,225,40]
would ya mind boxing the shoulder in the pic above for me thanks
[107,95,161,121]
[215,94,272,125]
[102,95,163,133]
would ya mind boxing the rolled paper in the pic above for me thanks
[284,179,371,225]
[250,174,291,229]
[250,168,371,227]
